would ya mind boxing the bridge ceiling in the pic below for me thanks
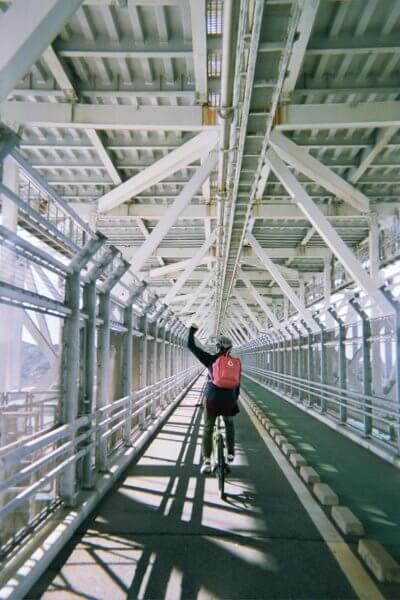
[1,0,400,338]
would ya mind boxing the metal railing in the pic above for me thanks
[244,365,399,446]
[0,366,200,556]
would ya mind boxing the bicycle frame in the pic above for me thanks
[212,415,228,499]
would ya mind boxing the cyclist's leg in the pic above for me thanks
[202,411,216,459]
[223,416,235,455]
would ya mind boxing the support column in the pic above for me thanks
[59,270,81,504]
[301,320,314,406]
[379,288,400,447]
[313,313,327,413]
[0,156,22,393]
[81,280,97,487]
[292,323,302,402]
[349,298,372,436]
[328,308,347,424]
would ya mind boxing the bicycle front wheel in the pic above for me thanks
[217,433,225,499]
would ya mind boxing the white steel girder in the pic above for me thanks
[231,305,253,339]
[265,148,395,317]
[0,102,212,131]
[269,130,369,213]
[180,269,214,315]
[96,203,370,221]
[189,0,207,104]
[0,0,83,103]
[98,131,218,213]
[276,101,400,130]
[192,291,215,325]
[163,229,217,304]
[238,269,280,330]
[233,292,264,332]
[281,0,320,98]
[121,245,333,261]
[128,152,218,274]
[86,129,122,185]
[149,259,192,278]
[348,126,398,184]
[246,232,319,333]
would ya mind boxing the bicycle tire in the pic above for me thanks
[217,433,225,498]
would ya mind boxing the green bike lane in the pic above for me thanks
[28,375,383,599]
[242,375,400,565]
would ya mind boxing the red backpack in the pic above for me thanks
[212,354,241,389]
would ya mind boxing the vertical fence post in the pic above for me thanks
[81,279,97,487]
[60,235,104,504]
[292,323,302,403]
[96,260,130,470]
[313,312,327,414]
[59,269,81,505]
[286,327,294,397]
[301,320,314,407]
[122,301,134,443]
[328,308,347,424]
[379,287,400,448]
[349,297,372,437]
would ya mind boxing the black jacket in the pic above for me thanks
[187,327,240,417]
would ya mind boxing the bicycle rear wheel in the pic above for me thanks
[217,433,225,498]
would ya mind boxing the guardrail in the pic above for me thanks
[0,365,200,557]
[243,365,400,452]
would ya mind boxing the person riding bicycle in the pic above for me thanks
[187,324,240,474]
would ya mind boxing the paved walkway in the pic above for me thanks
[28,376,387,599]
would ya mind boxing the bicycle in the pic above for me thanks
[211,415,230,500]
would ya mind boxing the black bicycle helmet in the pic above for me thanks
[216,335,232,350]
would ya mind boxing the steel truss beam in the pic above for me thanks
[98,131,218,213]
[1,102,212,131]
[128,152,218,274]
[238,269,280,330]
[276,101,400,130]
[163,230,217,304]
[247,232,319,333]
[269,130,369,213]
[0,0,83,103]
[265,149,395,317]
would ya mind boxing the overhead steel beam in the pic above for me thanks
[129,153,218,274]
[234,292,263,332]
[180,269,214,315]
[98,131,218,213]
[0,102,212,131]
[135,218,164,268]
[238,269,280,329]
[348,127,398,184]
[0,0,83,103]
[86,129,121,185]
[42,44,78,102]
[281,0,320,98]
[265,149,395,317]
[122,245,333,260]
[269,130,369,213]
[189,0,207,103]
[276,101,400,130]
[96,201,368,221]
[54,39,193,59]
[306,34,400,55]
[163,229,217,304]
[247,232,319,333]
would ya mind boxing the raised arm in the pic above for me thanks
[187,326,214,368]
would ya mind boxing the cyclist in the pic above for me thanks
[187,324,240,474]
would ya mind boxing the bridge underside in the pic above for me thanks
[1,0,400,597]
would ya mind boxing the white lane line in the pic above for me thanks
[241,391,383,600]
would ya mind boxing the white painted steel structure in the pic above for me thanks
[1,0,400,595]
